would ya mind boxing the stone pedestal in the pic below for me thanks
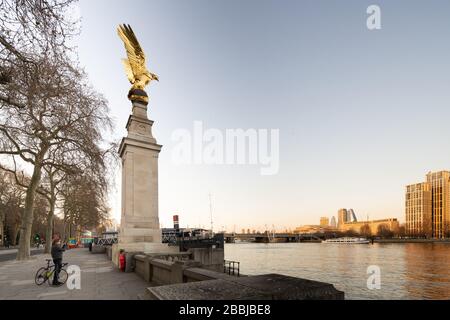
[113,99,178,266]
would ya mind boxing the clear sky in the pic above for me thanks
[76,0,450,231]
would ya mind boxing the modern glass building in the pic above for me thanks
[405,182,432,237]
[405,171,450,238]
[426,171,450,239]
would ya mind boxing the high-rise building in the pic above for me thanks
[348,209,358,223]
[330,216,337,228]
[406,171,450,238]
[338,209,348,228]
[320,217,330,227]
[426,171,450,238]
[405,182,432,237]
[346,211,352,223]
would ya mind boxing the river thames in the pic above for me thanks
[224,242,450,300]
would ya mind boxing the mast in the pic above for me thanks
[209,193,214,235]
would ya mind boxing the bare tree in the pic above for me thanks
[0,170,26,245]
[342,229,358,237]
[0,0,78,62]
[61,172,110,242]
[41,166,63,253]
[38,141,116,253]
[377,224,394,239]
[0,170,9,245]
[396,225,406,238]
[359,224,372,238]
[31,194,50,246]
[421,216,433,239]
[444,221,450,239]
[0,1,114,260]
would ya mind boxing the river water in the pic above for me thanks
[224,242,450,300]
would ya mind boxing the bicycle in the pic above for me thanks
[35,259,69,287]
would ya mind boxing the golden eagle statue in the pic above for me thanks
[117,24,158,103]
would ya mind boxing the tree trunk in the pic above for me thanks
[77,225,81,243]
[62,220,66,242]
[44,197,56,254]
[12,221,20,246]
[17,155,44,260]
[0,216,3,247]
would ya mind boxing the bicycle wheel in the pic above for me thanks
[58,269,68,285]
[49,269,68,286]
[35,267,48,286]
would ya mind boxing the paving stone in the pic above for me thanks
[0,248,149,300]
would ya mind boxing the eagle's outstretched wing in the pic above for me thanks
[121,59,135,83]
[117,24,148,82]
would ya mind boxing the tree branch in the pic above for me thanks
[0,94,26,109]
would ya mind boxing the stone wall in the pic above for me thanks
[148,259,174,285]
[91,244,106,254]
[189,248,224,272]
[106,246,112,260]
[130,246,224,279]
[97,247,345,300]
[134,253,237,286]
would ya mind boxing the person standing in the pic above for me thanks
[51,234,65,286]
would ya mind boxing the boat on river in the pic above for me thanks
[322,237,370,244]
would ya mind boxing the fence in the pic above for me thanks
[223,260,240,276]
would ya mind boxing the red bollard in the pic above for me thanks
[119,252,126,272]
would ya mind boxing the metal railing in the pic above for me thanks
[95,238,118,246]
[224,260,240,277]
[162,233,178,245]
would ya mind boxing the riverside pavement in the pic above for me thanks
[0,248,150,300]
[0,247,44,262]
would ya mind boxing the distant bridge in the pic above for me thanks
[222,232,324,243]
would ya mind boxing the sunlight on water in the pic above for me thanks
[224,243,450,300]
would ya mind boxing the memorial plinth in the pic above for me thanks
[112,97,178,266]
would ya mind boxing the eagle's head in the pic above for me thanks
[144,71,159,84]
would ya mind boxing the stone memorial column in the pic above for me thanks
[112,90,178,266]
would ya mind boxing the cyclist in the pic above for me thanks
[51,234,65,286]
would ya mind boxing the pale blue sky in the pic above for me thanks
[76,0,450,231]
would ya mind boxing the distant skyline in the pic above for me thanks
[76,0,450,231]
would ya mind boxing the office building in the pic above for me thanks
[405,182,432,236]
[338,209,348,228]
[320,217,330,227]
[406,171,450,238]
[427,171,450,238]
[330,216,337,228]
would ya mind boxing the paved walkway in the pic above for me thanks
[0,248,44,262]
[0,248,44,255]
[0,248,149,300]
